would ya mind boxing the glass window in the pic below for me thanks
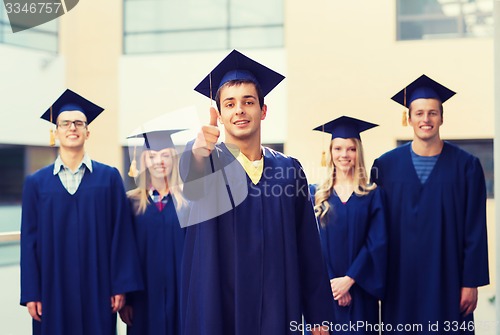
[123,0,283,54]
[0,145,57,204]
[0,146,24,203]
[397,0,493,40]
[0,4,58,53]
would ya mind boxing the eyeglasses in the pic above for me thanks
[57,120,88,129]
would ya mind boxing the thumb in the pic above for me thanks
[209,107,219,127]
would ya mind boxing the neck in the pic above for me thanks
[59,148,85,171]
[334,170,354,185]
[150,176,169,197]
[226,135,262,161]
[412,137,443,156]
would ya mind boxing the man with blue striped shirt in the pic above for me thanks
[371,75,489,334]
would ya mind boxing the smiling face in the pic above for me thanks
[330,137,357,177]
[144,148,174,181]
[408,98,443,142]
[217,82,267,145]
[55,110,89,150]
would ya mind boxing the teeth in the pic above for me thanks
[234,121,248,125]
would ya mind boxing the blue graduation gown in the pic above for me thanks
[20,162,144,335]
[180,143,334,335]
[310,185,387,334]
[371,142,489,334]
[126,196,185,335]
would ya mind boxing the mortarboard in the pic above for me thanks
[313,116,378,166]
[313,115,378,140]
[40,89,104,146]
[41,89,104,125]
[126,129,185,177]
[194,49,285,100]
[127,129,185,151]
[392,74,456,126]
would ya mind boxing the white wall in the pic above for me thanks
[0,45,65,146]
[118,49,287,146]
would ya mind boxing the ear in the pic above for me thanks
[85,128,90,140]
[261,104,268,120]
[407,112,413,126]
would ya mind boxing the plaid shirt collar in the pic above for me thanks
[149,186,169,202]
[149,186,170,211]
[53,153,93,175]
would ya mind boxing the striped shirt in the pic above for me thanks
[410,146,439,184]
[53,154,93,195]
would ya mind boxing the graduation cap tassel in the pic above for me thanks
[209,73,213,107]
[321,151,326,167]
[320,124,326,167]
[128,144,139,178]
[402,87,408,127]
[128,159,138,178]
[50,130,56,146]
[49,106,56,146]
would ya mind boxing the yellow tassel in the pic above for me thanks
[321,151,326,167]
[49,129,56,146]
[402,110,408,127]
[128,159,138,178]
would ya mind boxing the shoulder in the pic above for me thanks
[376,143,409,163]
[27,164,55,181]
[442,142,483,173]
[90,160,121,175]
[263,146,302,168]
[32,164,54,175]
[443,141,477,161]
[309,184,318,197]
[23,165,54,191]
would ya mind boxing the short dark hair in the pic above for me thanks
[215,80,265,112]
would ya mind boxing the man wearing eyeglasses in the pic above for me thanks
[20,89,143,335]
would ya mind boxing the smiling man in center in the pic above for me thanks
[179,50,333,335]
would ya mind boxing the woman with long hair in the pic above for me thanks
[120,130,188,335]
[311,116,387,334]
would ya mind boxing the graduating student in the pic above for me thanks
[179,50,333,335]
[311,116,387,334]
[371,75,489,334]
[20,89,143,335]
[119,129,187,335]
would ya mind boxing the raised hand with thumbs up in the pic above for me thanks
[192,106,220,160]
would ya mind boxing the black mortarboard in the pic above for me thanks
[194,49,285,100]
[127,129,185,151]
[313,116,378,140]
[392,74,456,108]
[40,89,104,125]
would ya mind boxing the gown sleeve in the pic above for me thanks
[20,174,41,305]
[109,168,144,295]
[295,160,333,325]
[462,156,489,287]
[345,188,387,300]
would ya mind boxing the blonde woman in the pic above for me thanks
[311,116,387,334]
[120,130,188,335]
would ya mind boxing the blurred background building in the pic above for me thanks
[0,0,497,334]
